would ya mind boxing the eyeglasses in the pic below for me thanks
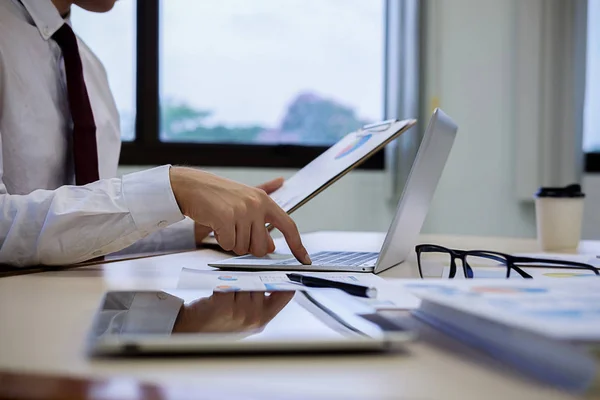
[415,244,600,279]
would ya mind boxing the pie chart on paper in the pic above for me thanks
[335,134,372,160]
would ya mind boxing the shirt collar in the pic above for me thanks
[17,0,68,40]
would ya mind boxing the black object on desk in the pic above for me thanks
[286,273,377,298]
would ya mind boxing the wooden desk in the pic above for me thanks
[1,232,597,399]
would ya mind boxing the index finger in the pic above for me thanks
[265,204,311,265]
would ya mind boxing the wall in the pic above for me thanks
[420,0,599,241]
[583,175,600,239]
[420,0,537,238]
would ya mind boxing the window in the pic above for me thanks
[72,1,136,141]
[75,1,386,168]
[584,0,600,170]
[160,0,383,147]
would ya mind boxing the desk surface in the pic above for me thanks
[1,232,597,399]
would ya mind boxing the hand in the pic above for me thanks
[170,167,310,264]
[193,177,284,245]
[172,291,294,334]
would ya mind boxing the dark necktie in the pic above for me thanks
[52,23,100,185]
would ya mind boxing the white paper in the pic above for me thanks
[522,268,599,279]
[177,269,419,310]
[178,269,380,290]
[441,266,507,279]
[442,266,600,279]
[404,279,600,340]
[512,253,600,265]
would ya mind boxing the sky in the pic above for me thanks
[72,0,384,133]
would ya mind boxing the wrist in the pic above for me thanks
[172,304,187,333]
[194,223,212,246]
[169,166,187,215]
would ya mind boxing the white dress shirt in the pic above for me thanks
[0,0,196,266]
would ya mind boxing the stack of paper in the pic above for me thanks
[402,279,600,395]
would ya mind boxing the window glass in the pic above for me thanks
[583,0,600,151]
[159,0,384,145]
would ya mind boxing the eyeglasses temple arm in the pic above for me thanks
[511,257,599,274]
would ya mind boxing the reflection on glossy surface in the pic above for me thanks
[173,291,294,334]
[92,290,298,340]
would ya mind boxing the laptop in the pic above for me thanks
[209,109,458,274]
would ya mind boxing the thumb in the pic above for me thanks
[256,177,284,194]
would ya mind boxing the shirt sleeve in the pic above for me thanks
[0,160,186,267]
[111,217,196,257]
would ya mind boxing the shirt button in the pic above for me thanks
[43,27,50,36]
[157,220,168,228]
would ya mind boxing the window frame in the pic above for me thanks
[585,154,600,172]
[119,0,385,170]
[584,0,599,173]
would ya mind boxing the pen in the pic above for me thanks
[286,273,377,298]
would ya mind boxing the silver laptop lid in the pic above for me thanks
[374,108,458,273]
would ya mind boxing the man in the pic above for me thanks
[0,0,311,267]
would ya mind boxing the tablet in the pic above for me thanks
[86,289,414,356]
[268,118,416,214]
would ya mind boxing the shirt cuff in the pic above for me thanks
[97,292,184,336]
[169,217,197,249]
[123,292,184,335]
[122,165,184,232]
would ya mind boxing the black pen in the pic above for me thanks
[286,273,377,298]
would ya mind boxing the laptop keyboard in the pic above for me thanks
[278,251,379,267]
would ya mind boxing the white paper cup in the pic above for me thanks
[534,184,585,251]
